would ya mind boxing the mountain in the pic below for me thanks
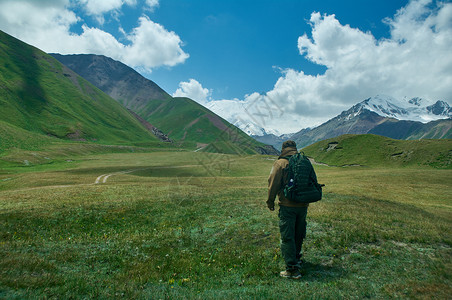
[250,132,297,151]
[50,53,172,110]
[291,95,452,148]
[51,53,278,155]
[206,94,451,150]
[0,30,160,149]
[302,134,452,169]
[369,118,452,140]
[354,95,451,122]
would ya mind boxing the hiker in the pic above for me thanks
[267,140,309,279]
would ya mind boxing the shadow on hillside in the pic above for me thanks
[4,31,48,114]
[301,261,345,282]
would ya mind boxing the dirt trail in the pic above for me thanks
[94,169,138,184]
[93,164,203,184]
[308,158,330,166]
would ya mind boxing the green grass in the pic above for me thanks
[0,151,451,299]
[302,134,452,168]
[0,121,56,153]
[0,143,181,175]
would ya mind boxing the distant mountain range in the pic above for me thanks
[254,95,451,149]
[50,53,278,155]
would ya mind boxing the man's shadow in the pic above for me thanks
[300,261,345,282]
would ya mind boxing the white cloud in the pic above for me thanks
[145,0,159,11]
[77,0,139,24]
[0,0,188,71]
[124,16,189,69]
[79,0,123,16]
[173,79,211,104]
[291,0,452,113]
[205,0,452,134]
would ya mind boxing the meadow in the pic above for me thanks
[0,149,451,299]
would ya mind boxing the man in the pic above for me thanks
[267,140,308,279]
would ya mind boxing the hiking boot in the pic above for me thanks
[280,269,302,279]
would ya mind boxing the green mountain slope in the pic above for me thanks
[138,96,275,154]
[370,118,452,139]
[0,30,159,149]
[50,53,172,110]
[302,134,452,168]
[291,102,452,149]
[0,120,56,152]
[51,53,278,154]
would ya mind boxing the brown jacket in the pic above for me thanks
[267,146,309,209]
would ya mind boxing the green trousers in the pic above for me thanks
[279,205,308,271]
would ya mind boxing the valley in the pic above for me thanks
[0,149,451,298]
[1,26,451,299]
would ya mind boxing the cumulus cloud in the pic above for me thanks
[73,0,140,24]
[145,0,159,11]
[78,0,158,18]
[173,79,211,104]
[0,0,187,72]
[205,0,452,134]
[124,16,189,69]
[291,0,452,114]
[79,0,125,17]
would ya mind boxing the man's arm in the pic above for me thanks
[267,160,283,211]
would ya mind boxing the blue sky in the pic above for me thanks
[1,0,451,133]
[148,0,409,99]
[61,0,411,100]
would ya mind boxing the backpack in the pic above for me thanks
[282,152,323,203]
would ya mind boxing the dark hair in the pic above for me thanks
[282,140,297,149]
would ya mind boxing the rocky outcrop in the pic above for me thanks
[128,110,172,143]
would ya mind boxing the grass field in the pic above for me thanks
[0,150,451,299]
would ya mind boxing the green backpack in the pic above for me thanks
[282,152,323,203]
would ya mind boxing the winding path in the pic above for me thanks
[94,169,142,184]
[93,164,202,184]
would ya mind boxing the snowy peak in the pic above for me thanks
[290,95,452,149]
[356,95,451,123]
[206,100,282,136]
[206,94,450,139]
[361,95,408,118]
[426,100,452,116]
[233,118,275,136]
[408,97,424,106]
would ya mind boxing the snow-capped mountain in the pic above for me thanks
[356,95,451,123]
[207,95,450,141]
[288,95,452,149]
[206,100,282,136]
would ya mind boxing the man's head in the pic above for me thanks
[282,140,297,150]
